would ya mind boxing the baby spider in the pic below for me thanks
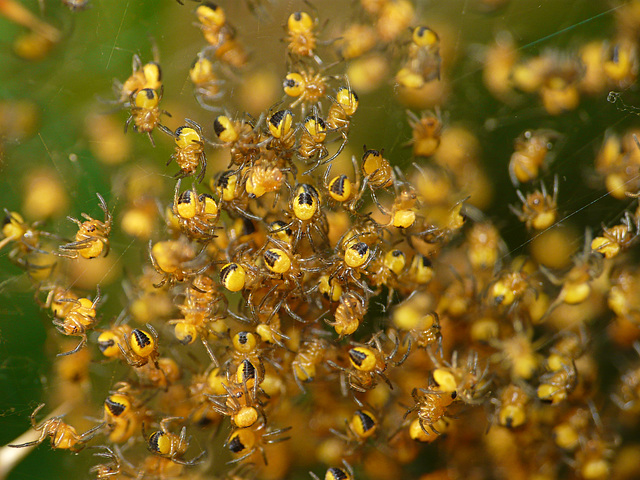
[245,161,289,200]
[540,237,604,319]
[612,342,640,410]
[374,170,420,229]
[427,349,492,405]
[9,403,104,452]
[508,129,559,185]
[327,238,378,296]
[328,331,408,394]
[207,374,268,428]
[90,445,138,479]
[118,324,160,370]
[171,180,220,241]
[292,337,329,390]
[225,423,292,465]
[405,386,457,436]
[212,169,264,222]
[285,11,319,61]
[297,111,329,172]
[323,157,366,215]
[361,147,394,191]
[326,291,368,337]
[149,237,209,287]
[326,86,359,134]
[251,240,324,323]
[194,2,232,46]
[591,210,640,259]
[281,183,329,250]
[406,109,442,158]
[283,66,337,116]
[397,26,442,87]
[160,119,208,182]
[1,209,59,276]
[537,361,578,405]
[114,52,162,104]
[300,87,359,175]
[492,384,530,429]
[52,287,101,356]
[189,54,226,111]
[169,274,226,365]
[58,193,112,259]
[143,417,206,466]
[212,114,264,169]
[509,175,558,231]
[330,408,379,453]
[310,461,355,480]
[265,107,297,156]
[125,87,171,146]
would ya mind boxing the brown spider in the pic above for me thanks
[58,193,112,259]
[9,403,104,451]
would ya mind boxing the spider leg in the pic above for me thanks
[57,334,87,357]
[175,449,207,466]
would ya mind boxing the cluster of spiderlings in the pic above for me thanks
[482,18,638,116]
[7,1,640,480]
